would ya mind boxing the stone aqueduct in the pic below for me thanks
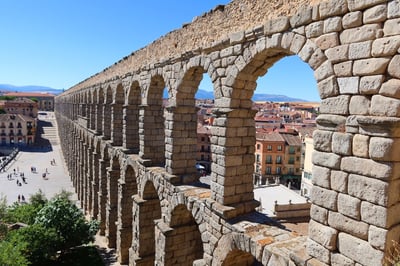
[55,0,400,265]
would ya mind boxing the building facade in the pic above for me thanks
[0,114,36,145]
[3,92,55,111]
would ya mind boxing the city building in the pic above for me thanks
[300,134,313,198]
[3,92,55,111]
[196,124,211,173]
[0,114,36,145]
[0,97,38,118]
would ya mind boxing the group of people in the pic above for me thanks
[17,194,25,203]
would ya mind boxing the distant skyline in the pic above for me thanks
[0,1,319,101]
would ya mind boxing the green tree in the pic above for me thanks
[34,197,99,253]
[9,224,60,265]
[5,191,48,225]
[0,237,29,266]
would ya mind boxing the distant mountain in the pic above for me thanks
[0,84,63,95]
[0,85,307,102]
[169,89,308,102]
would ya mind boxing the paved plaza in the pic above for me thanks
[0,112,78,205]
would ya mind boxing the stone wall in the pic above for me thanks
[55,0,400,265]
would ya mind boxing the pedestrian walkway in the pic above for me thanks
[0,112,77,205]
[0,112,121,266]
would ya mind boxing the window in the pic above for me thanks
[256,154,260,163]
[277,145,282,151]
[201,137,205,142]
[257,144,261,150]
[289,146,296,154]
[288,168,294,174]
[267,145,272,151]
[276,155,282,164]
[266,155,272,164]
[276,166,281,174]
[265,167,271,174]
[288,156,295,164]
[296,156,300,161]
[9,123,13,128]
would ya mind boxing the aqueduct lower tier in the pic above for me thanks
[55,0,400,265]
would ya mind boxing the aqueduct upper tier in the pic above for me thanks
[55,0,400,265]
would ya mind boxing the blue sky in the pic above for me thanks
[0,1,319,101]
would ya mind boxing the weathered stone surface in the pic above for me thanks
[330,170,348,193]
[359,75,384,94]
[308,219,338,250]
[347,174,389,206]
[311,185,338,211]
[337,193,361,220]
[361,200,400,228]
[342,11,362,29]
[320,95,350,115]
[310,204,329,225]
[353,58,390,76]
[338,233,384,266]
[328,211,369,240]
[388,55,400,79]
[312,150,341,169]
[384,18,400,36]
[330,253,355,266]
[340,24,381,44]
[313,130,333,152]
[332,132,352,155]
[370,95,400,117]
[315,32,339,50]
[352,134,369,158]
[369,137,400,161]
[317,76,339,99]
[319,0,348,19]
[348,0,387,11]
[349,95,370,115]
[323,17,342,33]
[333,61,352,77]
[363,4,387,24]
[264,16,290,35]
[388,0,400,19]
[349,41,372,60]
[306,238,331,264]
[312,165,331,188]
[380,79,400,99]
[372,36,400,57]
[337,77,359,94]
[325,45,348,63]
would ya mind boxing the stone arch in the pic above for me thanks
[123,80,140,152]
[102,85,113,139]
[106,152,121,248]
[212,233,260,266]
[156,203,203,265]
[95,86,103,135]
[164,62,210,179]
[91,139,101,218]
[130,179,162,265]
[139,74,166,166]
[98,144,110,235]
[111,83,124,146]
[117,163,137,263]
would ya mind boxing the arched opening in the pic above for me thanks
[98,147,110,235]
[131,180,161,264]
[159,204,203,265]
[164,66,208,181]
[103,86,113,140]
[252,55,318,232]
[222,249,259,266]
[106,155,121,248]
[95,88,103,135]
[117,165,137,263]
[111,84,124,146]
[91,141,101,219]
[140,75,165,166]
[124,81,140,152]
